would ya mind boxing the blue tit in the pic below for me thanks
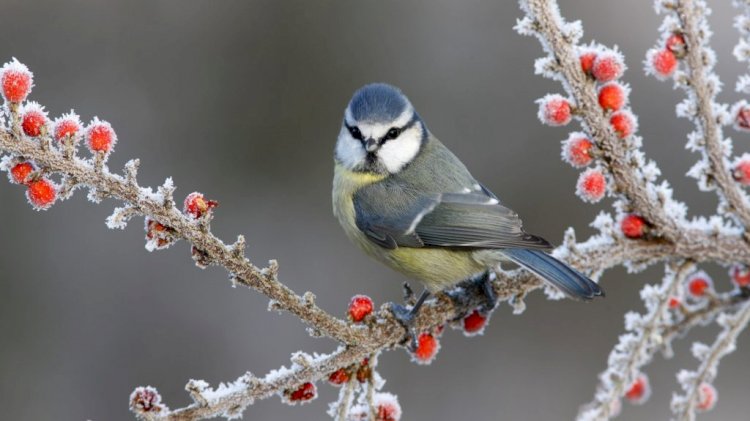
[332,83,603,322]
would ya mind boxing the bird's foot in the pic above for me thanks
[447,270,497,318]
[388,290,430,351]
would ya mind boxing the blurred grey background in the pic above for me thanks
[1,1,749,420]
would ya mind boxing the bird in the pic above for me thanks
[332,83,603,326]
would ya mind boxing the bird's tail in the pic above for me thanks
[502,248,603,300]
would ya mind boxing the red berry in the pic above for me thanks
[562,134,594,167]
[537,94,572,126]
[598,83,626,111]
[463,310,487,335]
[648,49,678,79]
[734,104,750,132]
[610,110,636,138]
[624,373,651,405]
[129,386,165,414]
[620,214,647,239]
[592,52,624,82]
[576,168,607,203]
[666,33,686,57]
[733,157,750,185]
[183,192,218,219]
[731,265,750,288]
[374,392,402,421]
[53,113,81,142]
[696,382,717,412]
[328,368,350,386]
[348,294,374,322]
[85,118,117,153]
[10,161,35,185]
[26,178,56,209]
[579,51,597,75]
[411,332,439,364]
[285,382,316,403]
[1,58,33,103]
[21,104,48,137]
[668,296,681,309]
[687,272,712,298]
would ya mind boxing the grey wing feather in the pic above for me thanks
[414,193,552,250]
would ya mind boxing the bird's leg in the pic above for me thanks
[389,290,430,350]
[475,270,497,314]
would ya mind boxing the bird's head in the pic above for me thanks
[335,83,426,175]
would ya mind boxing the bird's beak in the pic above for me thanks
[364,138,379,153]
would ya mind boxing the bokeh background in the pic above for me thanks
[1,1,749,419]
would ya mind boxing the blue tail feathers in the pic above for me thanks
[502,248,603,300]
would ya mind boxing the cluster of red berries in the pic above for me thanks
[1,59,119,211]
[665,266,749,310]
[646,33,685,80]
[327,357,372,387]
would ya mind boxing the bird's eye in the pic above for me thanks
[348,125,362,140]
[384,127,401,141]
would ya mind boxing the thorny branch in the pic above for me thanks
[3,0,750,419]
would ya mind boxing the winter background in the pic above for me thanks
[1,1,749,420]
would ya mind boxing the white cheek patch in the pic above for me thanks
[335,128,366,169]
[377,125,422,173]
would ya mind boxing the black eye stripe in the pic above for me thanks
[345,123,363,140]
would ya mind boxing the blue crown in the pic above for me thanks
[348,83,410,123]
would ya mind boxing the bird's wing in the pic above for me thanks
[355,190,552,250]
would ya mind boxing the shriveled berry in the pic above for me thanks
[666,33,686,57]
[328,368,350,386]
[284,382,316,404]
[184,192,218,219]
[731,265,750,288]
[129,386,166,414]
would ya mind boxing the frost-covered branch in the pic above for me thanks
[671,301,750,420]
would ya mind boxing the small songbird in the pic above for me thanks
[332,83,603,324]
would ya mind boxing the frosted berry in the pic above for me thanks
[374,392,402,421]
[620,214,647,239]
[1,58,33,103]
[624,373,651,405]
[537,94,572,126]
[10,161,35,185]
[463,309,488,335]
[184,192,218,219]
[579,50,597,75]
[562,134,594,167]
[610,110,636,138]
[284,382,316,404]
[734,104,750,132]
[666,33,687,57]
[731,265,750,288]
[686,272,712,298]
[145,218,177,250]
[328,368,350,386]
[21,103,48,137]
[129,386,166,414]
[576,169,606,203]
[696,382,717,412]
[53,112,81,142]
[592,52,624,82]
[85,118,117,154]
[348,294,374,322]
[648,48,678,79]
[411,332,439,364]
[733,157,750,185]
[598,82,627,111]
[26,178,56,209]
[668,296,681,309]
